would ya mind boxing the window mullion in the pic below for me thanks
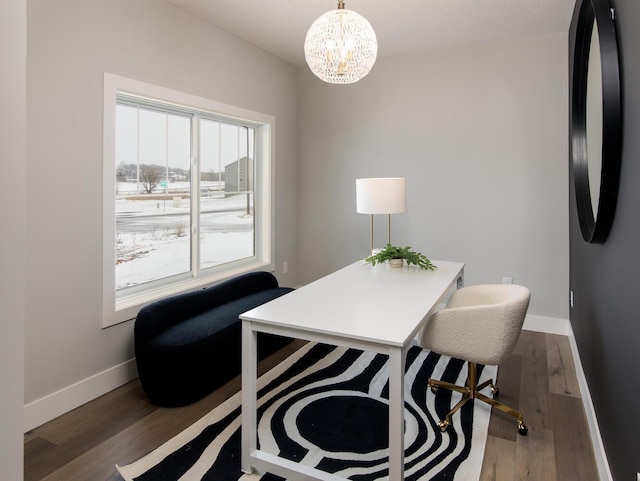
[191,114,200,277]
[245,127,251,216]
[164,113,169,195]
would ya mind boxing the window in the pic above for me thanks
[103,74,274,327]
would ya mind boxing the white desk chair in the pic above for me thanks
[419,284,531,435]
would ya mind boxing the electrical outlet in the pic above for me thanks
[570,290,574,308]
[502,276,513,285]
[283,261,288,275]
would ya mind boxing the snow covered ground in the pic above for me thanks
[115,187,253,290]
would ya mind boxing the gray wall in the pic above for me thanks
[26,0,299,406]
[569,0,640,479]
[299,33,569,322]
[0,0,26,477]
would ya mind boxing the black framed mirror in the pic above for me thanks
[570,0,622,243]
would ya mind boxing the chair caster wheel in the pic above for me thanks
[491,386,500,397]
[430,385,439,394]
[437,420,450,432]
[517,421,528,436]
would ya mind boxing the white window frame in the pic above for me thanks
[103,73,275,328]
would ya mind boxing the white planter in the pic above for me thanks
[388,258,404,268]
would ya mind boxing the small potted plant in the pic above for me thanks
[364,244,437,270]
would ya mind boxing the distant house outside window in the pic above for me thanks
[103,74,274,327]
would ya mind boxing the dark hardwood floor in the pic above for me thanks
[24,331,599,481]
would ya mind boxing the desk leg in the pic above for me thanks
[388,347,405,481]
[241,321,257,474]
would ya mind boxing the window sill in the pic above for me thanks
[103,259,272,328]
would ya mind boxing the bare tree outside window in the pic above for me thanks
[139,164,164,194]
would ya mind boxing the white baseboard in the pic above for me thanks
[566,324,614,481]
[524,314,612,481]
[24,358,138,432]
[523,314,571,335]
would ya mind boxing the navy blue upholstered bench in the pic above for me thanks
[134,271,294,407]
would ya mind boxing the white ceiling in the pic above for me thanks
[163,0,576,67]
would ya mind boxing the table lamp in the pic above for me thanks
[356,177,407,254]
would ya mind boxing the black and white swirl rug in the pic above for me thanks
[117,341,495,481]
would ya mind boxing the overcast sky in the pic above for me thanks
[116,104,253,174]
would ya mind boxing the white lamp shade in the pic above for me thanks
[356,178,407,214]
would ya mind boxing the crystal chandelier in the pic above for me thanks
[304,1,378,84]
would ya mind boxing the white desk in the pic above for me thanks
[241,260,464,481]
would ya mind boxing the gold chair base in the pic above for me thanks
[428,362,528,435]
